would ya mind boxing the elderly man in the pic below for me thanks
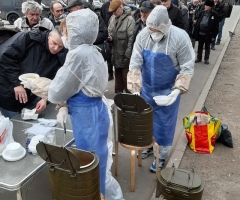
[108,0,135,93]
[128,5,195,172]
[195,0,219,64]
[0,28,67,118]
[131,1,155,49]
[14,0,53,31]
[161,0,185,30]
[49,1,67,27]
[188,0,198,41]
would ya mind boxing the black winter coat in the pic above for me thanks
[188,2,197,21]
[100,1,113,26]
[0,29,67,112]
[48,14,61,27]
[93,14,108,45]
[167,4,185,30]
[194,9,219,42]
[131,19,145,49]
[217,0,229,22]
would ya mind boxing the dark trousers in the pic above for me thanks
[114,67,129,93]
[197,34,211,60]
[107,53,113,76]
[188,20,194,38]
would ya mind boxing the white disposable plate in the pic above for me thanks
[2,148,26,162]
[19,73,39,81]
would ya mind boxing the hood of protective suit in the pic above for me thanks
[66,9,99,50]
[146,5,171,35]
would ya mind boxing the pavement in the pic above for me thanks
[0,6,240,200]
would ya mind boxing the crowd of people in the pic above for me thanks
[0,0,233,199]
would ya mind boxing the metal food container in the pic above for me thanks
[36,142,101,200]
[114,93,153,147]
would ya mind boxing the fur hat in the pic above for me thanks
[205,0,214,7]
[109,0,122,12]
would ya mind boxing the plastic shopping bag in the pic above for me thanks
[183,111,221,154]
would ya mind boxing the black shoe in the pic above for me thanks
[204,59,209,64]
[195,58,201,63]
[211,46,215,50]
[215,41,220,45]
[108,74,114,81]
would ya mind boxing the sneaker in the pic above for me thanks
[141,148,153,159]
[204,59,209,65]
[215,41,220,45]
[195,58,201,63]
[211,46,215,50]
[150,158,165,173]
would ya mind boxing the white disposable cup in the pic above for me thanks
[5,143,24,158]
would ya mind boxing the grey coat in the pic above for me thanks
[108,8,135,68]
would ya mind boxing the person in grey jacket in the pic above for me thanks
[108,0,135,93]
[14,0,53,31]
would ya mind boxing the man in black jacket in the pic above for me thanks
[214,0,229,46]
[131,1,154,49]
[0,28,67,118]
[195,0,219,64]
[188,0,198,43]
[49,1,67,27]
[100,0,115,81]
[161,0,185,30]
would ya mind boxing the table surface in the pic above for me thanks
[12,103,72,130]
[0,120,74,191]
[0,99,115,191]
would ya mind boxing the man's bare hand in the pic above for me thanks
[14,85,28,103]
[35,99,47,113]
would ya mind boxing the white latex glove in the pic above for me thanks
[56,107,68,127]
[133,92,140,95]
[166,89,181,106]
[20,78,35,90]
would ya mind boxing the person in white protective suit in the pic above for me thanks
[127,5,195,172]
[21,8,123,200]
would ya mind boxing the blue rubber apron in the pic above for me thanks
[141,29,180,146]
[67,91,109,196]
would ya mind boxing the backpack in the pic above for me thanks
[225,3,233,18]
[0,27,21,45]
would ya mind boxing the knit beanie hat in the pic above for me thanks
[109,0,122,12]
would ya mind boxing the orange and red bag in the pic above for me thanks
[183,111,222,154]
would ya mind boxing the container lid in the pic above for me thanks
[36,142,95,174]
[114,93,148,113]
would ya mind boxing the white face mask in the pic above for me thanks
[61,36,68,49]
[150,32,165,43]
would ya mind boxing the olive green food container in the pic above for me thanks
[156,164,204,200]
[114,93,153,147]
[36,142,101,200]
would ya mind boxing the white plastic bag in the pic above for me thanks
[0,116,14,156]
[25,123,56,153]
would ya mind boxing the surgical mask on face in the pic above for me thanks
[61,35,68,49]
[150,32,165,43]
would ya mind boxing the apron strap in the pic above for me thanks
[165,27,171,55]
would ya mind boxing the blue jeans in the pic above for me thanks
[0,97,41,119]
[217,18,225,43]
[0,108,19,119]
